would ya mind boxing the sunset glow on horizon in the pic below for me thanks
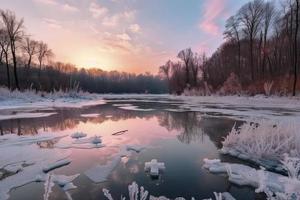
[2,0,249,74]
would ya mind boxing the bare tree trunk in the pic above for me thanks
[4,52,10,89]
[293,0,299,96]
[11,44,20,90]
[250,37,255,81]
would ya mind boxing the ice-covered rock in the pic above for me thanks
[144,159,165,177]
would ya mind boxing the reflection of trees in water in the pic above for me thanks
[0,103,237,147]
[158,112,237,146]
[158,112,204,144]
[0,104,158,135]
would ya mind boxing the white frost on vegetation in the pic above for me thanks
[221,121,300,171]
[41,173,79,200]
[0,87,105,112]
[103,181,235,200]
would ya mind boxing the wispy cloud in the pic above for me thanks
[199,0,227,35]
[42,18,62,29]
[89,2,109,18]
[129,24,141,33]
[34,0,57,5]
[62,3,79,12]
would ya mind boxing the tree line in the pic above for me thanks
[160,0,300,96]
[0,10,167,94]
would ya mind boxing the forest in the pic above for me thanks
[1,0,300,96]
[0,10,167,94]
[160,0,300,96]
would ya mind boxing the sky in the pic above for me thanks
[1,0,250,74]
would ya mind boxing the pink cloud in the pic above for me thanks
[199,0,227,35]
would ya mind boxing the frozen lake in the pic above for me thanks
[2,95,299,200]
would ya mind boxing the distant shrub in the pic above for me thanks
[218,73,242,95]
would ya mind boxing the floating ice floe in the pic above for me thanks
[80,113,100,118]
[103,181,236,200]
[0,112,57,121]
[70,132,87,139]
[116,104,155,112]
[144,159,165,177]
[84,156,121,183]
[56,135,104,149]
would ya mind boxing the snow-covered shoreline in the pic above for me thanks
[1,90,300,122]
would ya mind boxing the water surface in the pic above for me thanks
[0,102,266,200]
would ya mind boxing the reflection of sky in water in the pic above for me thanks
[4,103,265,200]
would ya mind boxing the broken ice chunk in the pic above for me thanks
[70,132,87,139]
[144,159,165,177]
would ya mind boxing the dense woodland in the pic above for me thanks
[160,0,300,96]
[0,10,167,93]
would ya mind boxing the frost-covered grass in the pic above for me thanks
[0,87,104,112]
[103,181,236,200]
[221,121,300,165]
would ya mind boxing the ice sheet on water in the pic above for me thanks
[43,159,72,173]
[0,112,57,121]
[0,133,71,200]
[80,113,100,118]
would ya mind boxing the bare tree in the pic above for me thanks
[178,48,193,87]
[224,16,242,76]
[22,37,38,70]
[0,10,24,90]
[0,28,11,89]
[37,41,53,80]
[239,0,264,81]
[261,1,276,78]
[293,0,299,96]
